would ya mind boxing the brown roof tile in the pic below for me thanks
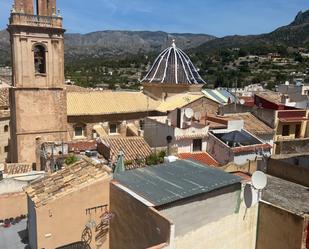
[24,157,110,207]
[223,113,273,135]
[68,140,97,152]
[178,152,219,167]
[98,136,152,169]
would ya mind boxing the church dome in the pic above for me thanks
[141,40,206,85]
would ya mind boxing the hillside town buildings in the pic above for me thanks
[1,0,309,249]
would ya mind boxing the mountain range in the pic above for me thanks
[0,10,309,64]
[194,10,309,53]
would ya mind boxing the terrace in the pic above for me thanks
[9,13,62,29]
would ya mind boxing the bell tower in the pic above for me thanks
[8,0,68,165]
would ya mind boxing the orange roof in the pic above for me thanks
[178,152,219,167]
[232,172,251,181]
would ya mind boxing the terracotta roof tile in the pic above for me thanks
[98,136,152,169]
[67,91,160,116]
[255,92,282,105]
[223,113,273,136]
[68,140,97,152]
[24,157,110,207]
[156,93,204,112]
[178,152,219,167]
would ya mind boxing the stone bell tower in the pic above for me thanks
[8,0,67,165]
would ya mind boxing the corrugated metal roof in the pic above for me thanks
[67,91,160,116]
[202,89,237,104]
[156,94,204,112]
[114,160,241,206]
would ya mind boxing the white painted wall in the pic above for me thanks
[160,184,258,249]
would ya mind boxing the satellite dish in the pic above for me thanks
[244,184,259,208]
[184,108,194,119]
[252,171,267,190]
[194,112,202,120]
[239,99,245,105]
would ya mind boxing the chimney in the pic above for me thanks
[281,94,289,104]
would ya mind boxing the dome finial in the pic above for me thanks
[172,39,176,48]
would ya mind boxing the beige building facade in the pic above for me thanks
[8,0,67,165]
[0,111,10,162]
[25,157,111,249]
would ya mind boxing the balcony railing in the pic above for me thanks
[9,13,62,28]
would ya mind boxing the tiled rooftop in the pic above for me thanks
[255,91,282,105]
[68,140,97,152]
[25,157,110,207]
[156,93,204,112]
[178,152,219,167]
[67,91,160,116]
[99,136,152,169]
[223,113,273,136]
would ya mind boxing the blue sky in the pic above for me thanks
[0,0,308,37]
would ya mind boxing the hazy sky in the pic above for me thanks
[0,0,308,37]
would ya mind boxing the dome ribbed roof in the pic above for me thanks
[141,40,206,85]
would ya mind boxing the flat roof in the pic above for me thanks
[0,219,28,249]
[262,175,309,214]
[114,160,241,206]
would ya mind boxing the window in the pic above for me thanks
[4,146,9,153]
[4,125,8,132]
[34,44,46,74]
[193,139,202,152]
[295,124,301,138]
[139,119,145,131]
[109,123,117,134]
[74,126,84,137]
[282,125,290,136]
[92,130,97,139]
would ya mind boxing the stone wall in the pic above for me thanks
[274,138,309,155]
[267,158,309,187]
